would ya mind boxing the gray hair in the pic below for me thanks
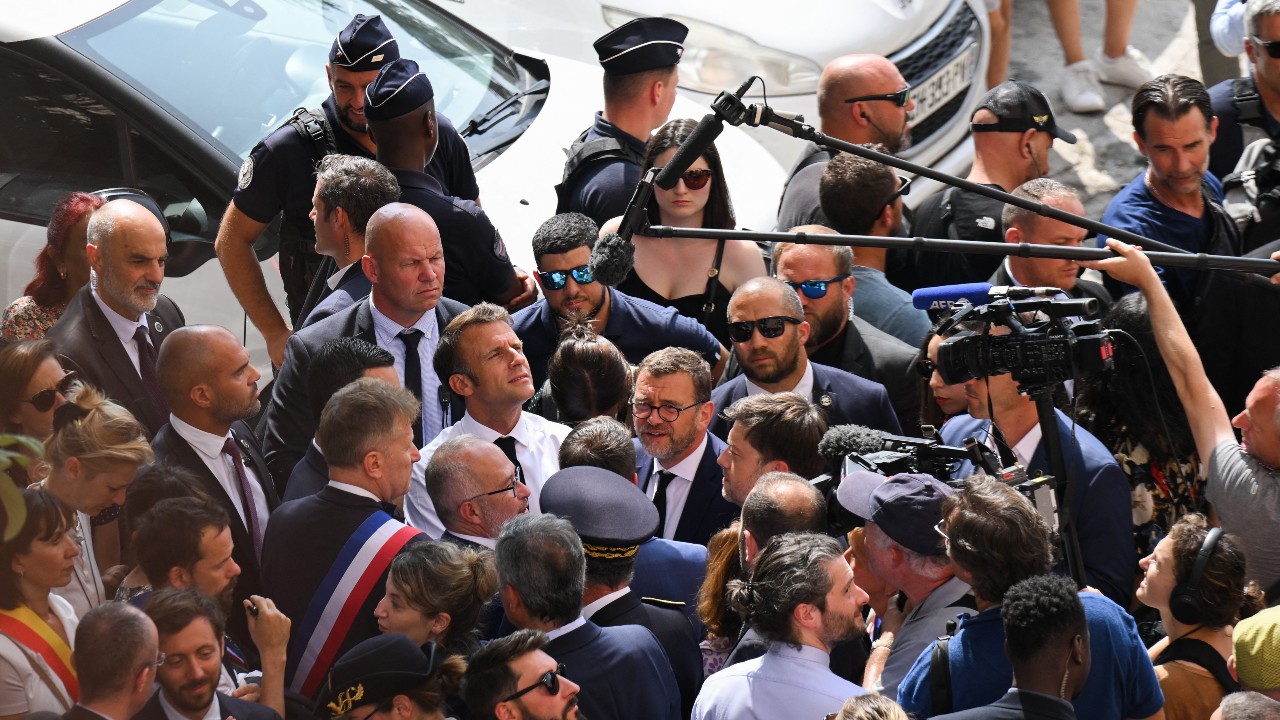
[75,603,155,702]
[1247,0,1280,38]
[424,435,490,525]
[867,521,953,581]
[1219,691,1280,720]
[315,155,400,234]
[495,514,585,627]
[724,532,842,645]
[317,377,420,469]
[1001,178,1080,231]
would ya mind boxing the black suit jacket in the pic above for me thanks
[710,361,902,440]
[132,690,282,720]
[544,620,681,720]
[635,432,738,547]
[261,297,468,491]
[591,590,703,720]
[827,317,920,434]
[151,419,279,657]
[933,689,1078,720]
[299,261,373,330]
[47,285,185,438]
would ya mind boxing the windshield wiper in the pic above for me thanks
[460,79,550,138]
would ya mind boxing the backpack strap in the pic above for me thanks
[555,132,646,213]
[930,633,954,716]
[1233,77,1265,130]
[1154,637,1241,694]
[286,107,337,166]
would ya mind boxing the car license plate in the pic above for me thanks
[909,43,979,124]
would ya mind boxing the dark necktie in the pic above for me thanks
[222,436,264,561]
[991,425,1018,469]
[133,325,169,419]
[493,436,525,485]
[399,329,424,446]
[653,470,677,536]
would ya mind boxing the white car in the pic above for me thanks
[0,0,782,373]
[444,0,991,204]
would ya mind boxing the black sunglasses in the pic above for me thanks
[502,663,566,703]
[886,175,913,205]
[652,167,714,190]
[783,275,850,300]
[914,358,938,379]
[727,316,802,344]
[25,371,78,413]
[537,264,594,291]
[844,84,912,108]
[1254,36,1280,59]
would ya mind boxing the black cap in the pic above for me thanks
[836,471,954,557]
[971,80,1077,144]
[593,17,688,75]
[329,14,399,72]
[540,466,659,558]
[364,59,435,122]
[315,635,442,718]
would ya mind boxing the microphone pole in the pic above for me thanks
[643,225,1280,276]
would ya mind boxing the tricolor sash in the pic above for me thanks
[0,604,78,703]
[290,511,420,697]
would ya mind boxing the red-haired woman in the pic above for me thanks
[2,192,103,340]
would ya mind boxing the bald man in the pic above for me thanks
[261,202,469,488]
[48,198,186,437]
[151,324,278,660]
[777,54,915,230]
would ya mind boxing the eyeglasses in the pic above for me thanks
[24,371,77,412]
[152,651,168,668]
[536,264,594,291]
[465,475,523,502]
[726,316,802,344]
[783,275,850,300]
[885,175,913,207]
[631,400,703,423]
[501,664,566,703]
[935,518,951,552]
[653,167,714,190]
[843,84,912,107]
[914,358,938,379]
[1253,36,1280,59]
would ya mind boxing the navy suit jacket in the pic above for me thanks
[709,361,902,440]
[635,432,738,547]
[300,263,372,329]
[591,590,703,720]
[151,419,279,661]
[261,297,467,490]
[282,441,329,502]
[47,285,185,438]
[133,690,281,720]
[631,537,707,629]
[544,620,681,720]
[941,411,1135,608]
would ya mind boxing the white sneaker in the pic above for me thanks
[1094,46,1155,89]
[1061,60,1106,114]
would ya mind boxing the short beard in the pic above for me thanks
[740,345,802,386]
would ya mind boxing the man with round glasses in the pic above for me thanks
[710,277,900,441]
[513,213,724,388]
[777,54,915,230]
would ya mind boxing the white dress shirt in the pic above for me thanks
[370,296,442,438]
[744,358,815,400]
[545,615,587,642]
[645,433,709,541]
[91,288,153,376]
[168,414,270,537]
[406,411,571,537]
[582,587,632,620]
[159,687,221,720]
[691,642,865,720]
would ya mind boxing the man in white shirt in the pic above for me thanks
[407,303,569,537]
[692,532,869,720]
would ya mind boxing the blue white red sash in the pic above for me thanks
[290,511,420,697]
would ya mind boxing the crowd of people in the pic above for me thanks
[4,7,1280,720]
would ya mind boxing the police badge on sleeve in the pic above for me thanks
[237,157,255,190]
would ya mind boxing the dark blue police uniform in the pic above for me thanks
[564,113,648,227]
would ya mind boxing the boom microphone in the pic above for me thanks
[588,231,636,287]
[818,424,887,465]
[911,283,1065,312]
[654,78,754,190]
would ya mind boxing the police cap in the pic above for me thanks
[593,17,688,76]
[541,466,659,558]
[330,14,400,72]
[365,59,435,122]
[316,635,443,718]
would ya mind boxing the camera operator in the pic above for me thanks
[938,322,1134,607]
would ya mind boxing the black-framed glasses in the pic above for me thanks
[1253,36,1280,59]
[843,84,912,107]
[783,275,850,300]
[630,400,703,423]
[726,316,802,344]
[25,371,78,413]
[652,167,714,190]
[914,358,938,379]
[501,663,566,703]
[464,476,522,502]
[537,264,594,291]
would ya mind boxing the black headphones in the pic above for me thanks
[1168,527,1223,625]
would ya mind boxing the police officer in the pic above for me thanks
[216,14,479,366]
[365,60,534,309]
[540,465,704,719]
[556,17,688,226]
[315,635,458,720]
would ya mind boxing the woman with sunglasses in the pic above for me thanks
[603,118,766,346]
[2,192,103,341]
[0,487,83,719]
[914,324,969,430]
[374,541,497,659]
[1,340,76,445]
[39,384,153,617]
